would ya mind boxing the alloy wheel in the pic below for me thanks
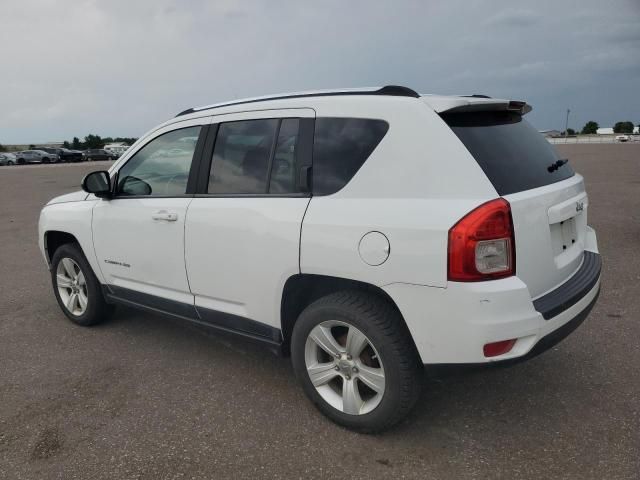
[56,257,88,316]
[304,320,385,415]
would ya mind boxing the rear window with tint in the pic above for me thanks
[313,118,389,195]
[442,111,574,195]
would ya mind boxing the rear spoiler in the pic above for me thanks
[421,96,532,115]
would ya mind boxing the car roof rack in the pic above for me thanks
[175,85,420,117]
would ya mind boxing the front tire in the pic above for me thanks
[50,243,113,326]
[291,291,423,433]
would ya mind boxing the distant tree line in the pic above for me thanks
[613,122,635,134]
[62,134,138,150]
[0,135,138,152]
[581,121,599,134]
[577,121,638,135]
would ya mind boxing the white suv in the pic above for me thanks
[39,86,601,432]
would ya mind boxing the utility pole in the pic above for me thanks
[565,109,571,143]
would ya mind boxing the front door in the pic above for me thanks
[92,118,209,311]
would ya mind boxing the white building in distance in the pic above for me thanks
[597,126,639,135]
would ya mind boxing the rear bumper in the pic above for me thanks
[383,250,601,364]
[518,286,599,362]
[533,251,601,320]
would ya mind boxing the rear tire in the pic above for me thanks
[7,160,14,166]
[291,291,423,433]
[50,243,113,326]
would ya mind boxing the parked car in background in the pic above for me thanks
[615,135,630,142]
[84,149,117,161]
[103,143,129,158]
[34,148,63,163]
[36,147,84,163]
[0,152,17,166]
[58,148,84,162]
[15,150,58,164]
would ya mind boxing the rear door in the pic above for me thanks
[184,109,314,337]
[442,110,595,298]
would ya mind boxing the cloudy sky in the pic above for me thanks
[1,0,639,143]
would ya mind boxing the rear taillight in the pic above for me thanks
[448,198,515,282]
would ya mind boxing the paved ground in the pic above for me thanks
[0,147,638,479]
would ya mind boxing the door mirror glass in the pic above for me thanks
[81,171,111,197]
[119,175,152,196]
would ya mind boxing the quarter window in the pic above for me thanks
[312,118,389,195]
[116,126,201,196]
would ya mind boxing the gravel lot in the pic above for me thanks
[1,146,639,479]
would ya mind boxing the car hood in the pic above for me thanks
[47,190,90,205]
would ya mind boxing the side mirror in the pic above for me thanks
[119,175,152,196]
[81,170,112,198]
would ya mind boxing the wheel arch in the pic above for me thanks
[280,273,415,356]
[44,230,80,265]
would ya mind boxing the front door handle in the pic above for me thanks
[151,210,178,222]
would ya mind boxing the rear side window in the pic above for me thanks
[208,118,300,195]
[270,119,300,194]
[442,111,574,195]
[312,118,389,195]
[209,119,279,194]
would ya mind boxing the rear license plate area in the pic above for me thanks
[550,215,580,258]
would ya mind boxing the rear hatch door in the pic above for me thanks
[442,109,588,299]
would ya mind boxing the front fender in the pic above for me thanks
[39,200,105,283]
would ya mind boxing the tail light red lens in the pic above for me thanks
[448,198,515,281]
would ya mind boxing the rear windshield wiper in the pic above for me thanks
[547,158,569,173]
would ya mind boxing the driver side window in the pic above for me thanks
[117,126,202,196]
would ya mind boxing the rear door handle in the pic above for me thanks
[151,210,178,222]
